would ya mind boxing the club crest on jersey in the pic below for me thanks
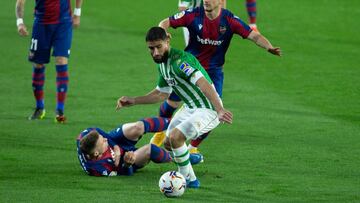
[219,26,227,34]
[174,11,185,19]
[179,62,195,76]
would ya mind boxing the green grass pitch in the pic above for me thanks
[0,0,359,202]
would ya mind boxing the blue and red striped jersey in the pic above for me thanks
[169,7,252,70]
[34,0,72,24]
[76,128,133,177]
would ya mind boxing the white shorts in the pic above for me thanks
[166,106,220,140]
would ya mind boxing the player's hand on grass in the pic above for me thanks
[218,108,233,124]
[124,151,135,167]
[72,15,80,28]
[17,24,28,36]
[116,96,135,110]
[268,47,281,56]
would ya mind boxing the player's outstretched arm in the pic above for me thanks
[15,0,28,36]
[159,18,171,31]
[116,89,169,110]
[196,77,233,124]
[134,89,169,104]
[72,0,83,28]
[158,19,172,39]
[116,96,136,109]
[247,31,282,56]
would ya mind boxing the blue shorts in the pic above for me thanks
[28,22,73,64]
[106,126,138,152]
[169,67,224,101]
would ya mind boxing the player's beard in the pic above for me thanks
[153,51,169,64]
[204,6,212,12]
[203,3,212,12]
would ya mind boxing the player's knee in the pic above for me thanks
[169,130,185,148]
[55,57,68,65]
[132,121,145,135]
[169,133,178,146]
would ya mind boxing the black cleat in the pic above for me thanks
[28,108,46,120]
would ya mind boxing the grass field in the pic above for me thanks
[1,0,359,202]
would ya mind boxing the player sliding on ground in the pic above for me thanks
[77,116,203,176]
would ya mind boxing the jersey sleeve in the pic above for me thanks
[93,128,118,148]
[227,14,252,39]
[77,132,91,176]
[169,9,194,28]
[175,59,206,86]
[177,61,198,80]
[180,65,206,86]
[83,160,118,177]
[173,51,213,85]
[189,70,204,85]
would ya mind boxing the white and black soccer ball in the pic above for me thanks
[159,171,186,197]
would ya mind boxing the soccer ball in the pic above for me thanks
[159,171,186,197]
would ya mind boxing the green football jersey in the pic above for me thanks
[156,48,215,110]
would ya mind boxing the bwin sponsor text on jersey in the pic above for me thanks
[196,35,223,46]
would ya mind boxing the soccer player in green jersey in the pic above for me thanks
[116,27,232,188]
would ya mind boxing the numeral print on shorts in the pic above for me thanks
[30,38,38,51]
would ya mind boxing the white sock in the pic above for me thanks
[183,27,189,46]
[188,163,196,181]
[187,144,196,150]
[172,143,196,181]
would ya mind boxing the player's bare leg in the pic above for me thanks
[122,121,145,141]
[133,144,151,167]
[133,144,173,168]
[166,128,200,188]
